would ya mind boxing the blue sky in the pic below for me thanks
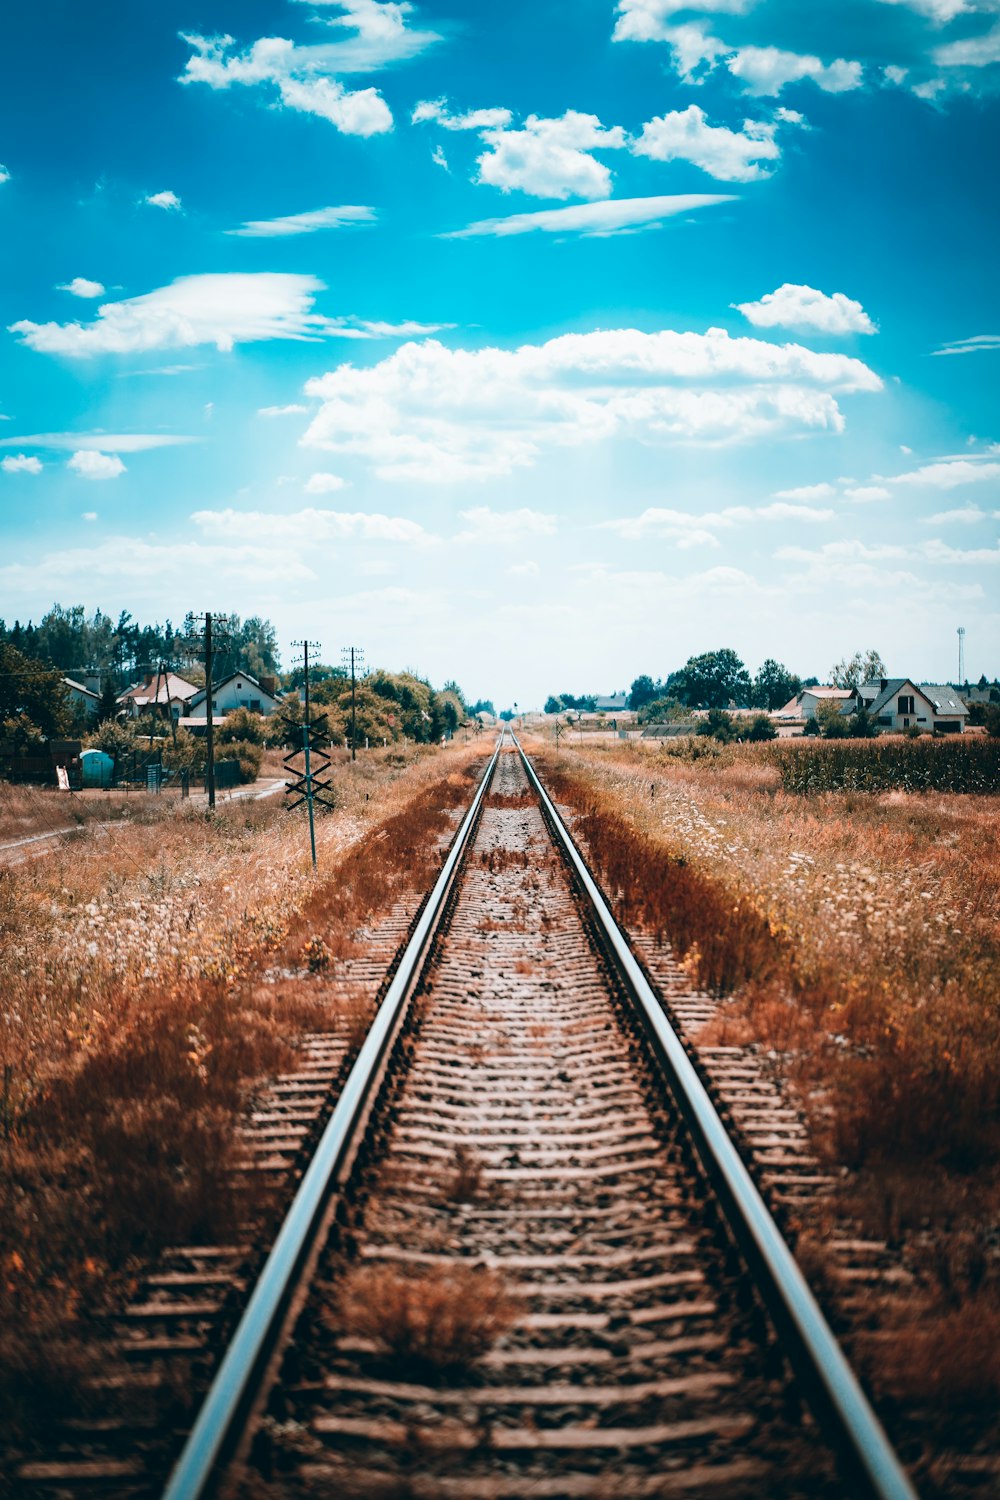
[0,0,997,705]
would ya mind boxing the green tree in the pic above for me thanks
[0,641,70,740]
[697,708,738,742]
[628,675,658,711]
[830,648,887,692]
[672,650,751,710]
[217,707,267,745]
[752,659,801,711]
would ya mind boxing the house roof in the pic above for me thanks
[804,686,853,699]
[63,676,99,700]
[117,672,199,705]
[594,694,629,710]
[188,671,281,711]
[918,684,968,716]
[856,678,930,717]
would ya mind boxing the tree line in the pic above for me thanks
[546,647,898,717]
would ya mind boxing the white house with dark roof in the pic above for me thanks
[186,670,281,723]
[774,686,853,721]
[850,678,967,734]
[63,676,100,719]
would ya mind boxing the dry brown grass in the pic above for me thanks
[0,741,491,1459]
[525,735,1000,1449]
[334,1262,517,1377]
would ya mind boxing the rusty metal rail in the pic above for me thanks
[161,736,504,1500]
[513,731,917,1500]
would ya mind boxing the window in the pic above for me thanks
[898,695,915,715]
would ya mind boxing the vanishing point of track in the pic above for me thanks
[23,736,919,1499]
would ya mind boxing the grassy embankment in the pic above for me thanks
[0,741,488,1446]
[531,735,1000,1435]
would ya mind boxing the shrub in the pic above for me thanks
[697,708,738,743]
[162,727,205,775]
[217,740,262,784]
[743,713,777,742]
[218,707,267,746]
[86,718,137,763]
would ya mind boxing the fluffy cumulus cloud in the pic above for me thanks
[301,326,881,483]
[736,284,877,334]
[474,111,628,200]
[414,100,628,199]
[8,273,424,356]
[304,471,347,492]
[68,450,126,480]
[227,204,375,236]
[726,47,863,96]
[0,163,9,185]
[144,190,182,211]
[632,105,788,181]
[191,505,429,544]
[773,482,836,499]
[178,3,440,138]
[445,194,735,238]
[613,0,754,42]
[58,277,105,298]
[1,454,43,474]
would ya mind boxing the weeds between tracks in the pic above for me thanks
[0,742,488,1459]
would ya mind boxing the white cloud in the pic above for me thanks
[922,505,989,523]
[456,507,558,543]
[445,194,735,239]
[877,0,988,19]
[0,164,9,185]
[58,277,105,298]
[68,450,126,480]
[179,8,439,138]
[11,273,344,357]
[726,46,863,95]
[304,471,348,492]
[633,105,787,181]
[0,431,194,452]
[649,23,731,83]
[301,327,881,483]
[191,505,429,544]
[922,539,1000,564]
[844,485,892,502]
[613,0,753,43]
[431,144,449,170]
[259,403,310,416]
[82,512,98,521]
[773,482,836,499]
[412,99,513,131]
[144,190,182,211]
[602,499,833,542]
[508,559,540,577]
[736,283,876,334]
[473,111,628,200]
[0,536,315,595]
[887,459,1000,487]
[1,454,43,474]
[325,315,453,338]
[226,204,375,236]
[934,334,1000,355]
[934,23,1000,66]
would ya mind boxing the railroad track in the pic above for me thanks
[16,736,916,1500]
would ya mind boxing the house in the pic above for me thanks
[594,692,629,712]
[63,676,100,719]
[117,671,200,722]
[186,670,282,722]
[774,687,853,721]
[851,678,966,734]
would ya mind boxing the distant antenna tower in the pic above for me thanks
[957,626,966,684]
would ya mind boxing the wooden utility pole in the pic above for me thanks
[341,645,364,762]
[204,613,216,810]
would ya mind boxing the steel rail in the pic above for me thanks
[161,736,505,1500]
[513,734,917,1500]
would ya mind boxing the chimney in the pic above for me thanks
[881,678,888,691]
